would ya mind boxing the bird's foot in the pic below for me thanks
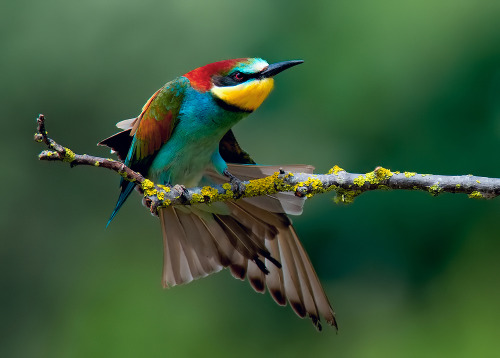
[143,184,172,217]
[223,169,245,197]
[172,184,189,203]
[173,184,187,194]
[144,195,161,217]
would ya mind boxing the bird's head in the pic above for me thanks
[184,58,303,112]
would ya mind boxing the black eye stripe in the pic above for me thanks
[212,71,261,87]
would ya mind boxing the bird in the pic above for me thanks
[98,58,337,330]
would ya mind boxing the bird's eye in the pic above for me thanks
[232,72,245,82]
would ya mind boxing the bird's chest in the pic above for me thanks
[157,138,219,187]
[148,93,246,186]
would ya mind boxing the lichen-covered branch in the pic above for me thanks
[35,114,144,184]
[35,114,500,213]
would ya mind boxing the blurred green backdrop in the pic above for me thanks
[2,0,500,357]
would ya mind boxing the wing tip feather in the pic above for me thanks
[290,301,307,318]
[230,264,247,280]
[270,289,287,306]
[249,278,266,293]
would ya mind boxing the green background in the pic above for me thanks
[2,0,500,357]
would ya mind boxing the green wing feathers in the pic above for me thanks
[131,77,188,162]
[99,77,188,167]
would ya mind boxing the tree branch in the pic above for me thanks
[35,114,500,213]
[35,114,144,184]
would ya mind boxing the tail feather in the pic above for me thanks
[177,211,220,275]
[292,227,337,328]
[265,238,286,305]
[247,259,266,293]
[281,227,322,329]
[158,200,336,330]
[275,229,307,318]
[161,208,196,286]
[106,181,136,227]
[229,250,247,280]
[155,163,336,329]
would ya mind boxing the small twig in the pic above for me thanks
[35,114,500,212]
[35,114,145,185]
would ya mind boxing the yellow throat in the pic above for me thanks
[211,78,274,112]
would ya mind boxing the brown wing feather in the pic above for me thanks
[156,164,336,329]
[98,77,188,168]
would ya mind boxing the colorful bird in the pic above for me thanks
[99,58,336,330]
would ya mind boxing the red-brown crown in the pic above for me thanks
[183,58,248,92]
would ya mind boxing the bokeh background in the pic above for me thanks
[2,0,500,357]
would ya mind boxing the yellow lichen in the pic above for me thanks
[190,193,204,204]
[118,171,129,179]
[201,186,219,198]
[221,183,234,198]
[353,167,393,187]
[157,184,171,192]
[374,167,393,180]
[141,179,157,197]
[468,191,484,199]
[455,184,461,188]
[245,172,281,197]
[62,147,75,162]
[94,161,100,167]
[353,175,366,187]
[328,165,344,175]
[334,188,361,204]
[294,176,324,197]
[476,180,481,184]
[428,183,442,196]
[404,171,416,178]
[365,172,377,184]
[189,183,236,204]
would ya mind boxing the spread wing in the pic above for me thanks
[98,76,189,224]
[160,164,337,331]
[99,76,189,169]
[129,77,189,172]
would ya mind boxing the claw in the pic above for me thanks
[173,184,187,193]
[223,168,245,197]
[141,184,168,217]
[172,184,190,204]
[143,195,161,217]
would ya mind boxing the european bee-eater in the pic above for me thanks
[99,58,336,330]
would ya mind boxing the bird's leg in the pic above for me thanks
[170,184,191,205]
[172,184,187,196]
[223,168,245,196]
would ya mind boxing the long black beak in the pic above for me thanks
[260,60,304,78]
